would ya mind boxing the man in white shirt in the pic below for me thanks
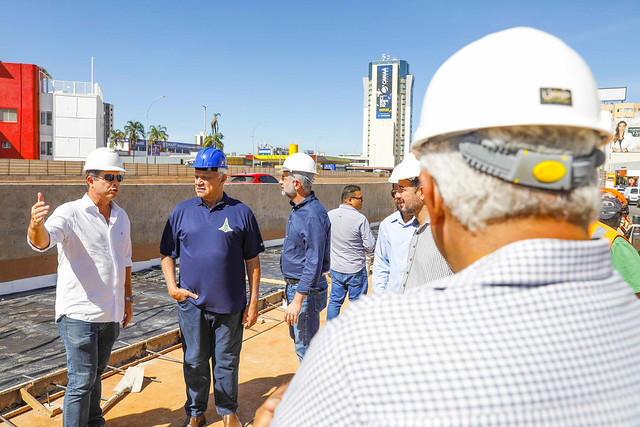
[28,147,133,427]
[371,159,420,293]
[256,28,640,426]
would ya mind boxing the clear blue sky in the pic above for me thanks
[3,0,639,156]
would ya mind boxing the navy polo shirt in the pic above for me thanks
[160,193,264,313]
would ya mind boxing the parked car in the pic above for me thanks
[226,173,278,184]
[623,187,639,204]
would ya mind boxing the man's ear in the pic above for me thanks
[419,170,444,226]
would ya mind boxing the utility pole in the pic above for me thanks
[202,105,208,145]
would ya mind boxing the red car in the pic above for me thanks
[226,173,279,184]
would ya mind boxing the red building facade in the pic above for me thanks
[0,62,40,159]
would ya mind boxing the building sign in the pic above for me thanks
[226,156,245,165]
[610,119,640,153]
[132,140,200,152]
[376,65,393,119]
[258,148,272,155]
[322,163,336,170]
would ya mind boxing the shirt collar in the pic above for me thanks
[391,210,418,227]
[428,238,613,291]
[339,204,358,212]
[290,192,317,210]
[80,193,119,214]
[416,220,430,233]
[197,192,229,211]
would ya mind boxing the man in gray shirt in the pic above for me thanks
[396,155,452,293]
[327,185,376,319]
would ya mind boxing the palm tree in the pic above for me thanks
[203,132,224,151]
[147,125,169,162]
[203,113,224,151]
[124,120,145,156]
[108,129,126,149]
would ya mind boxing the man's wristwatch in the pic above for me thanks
[125,296,134,302]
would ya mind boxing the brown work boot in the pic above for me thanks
[181,414,206,427]
[222,412,242,427]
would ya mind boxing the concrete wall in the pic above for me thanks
[0,181,395,289]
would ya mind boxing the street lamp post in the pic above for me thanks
[202,105,208,144]
[146,95,165,164]
[251,121,266,168]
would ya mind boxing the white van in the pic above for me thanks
[623,187,639,204]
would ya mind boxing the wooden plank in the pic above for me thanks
[19,385,61,418]
[0,159,9,175]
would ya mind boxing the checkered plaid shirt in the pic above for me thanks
[273,238,640,426]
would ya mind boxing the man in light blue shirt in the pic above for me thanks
[327,185,376,319]
[372,158,421,293]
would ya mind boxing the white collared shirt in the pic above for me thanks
[372,210,418,293]
[274,239,640,425]
[28,194,132,322]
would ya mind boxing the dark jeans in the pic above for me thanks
[177,300,244,417]
[327,267,368,320]
[56,316,119,427]
[285,276,328,361]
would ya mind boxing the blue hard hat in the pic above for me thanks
[190,147,227,170]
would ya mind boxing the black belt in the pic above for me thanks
[284,277,300,285]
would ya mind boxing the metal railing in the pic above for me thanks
[41,80,103,98]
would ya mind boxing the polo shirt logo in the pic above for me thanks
[218,217,233,233]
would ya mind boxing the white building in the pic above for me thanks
[362,58,414,168]
[40,79,105,161]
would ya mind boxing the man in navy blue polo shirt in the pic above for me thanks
[160,148,264,427]
[278,153,331,361]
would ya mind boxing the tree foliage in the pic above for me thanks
[124,120,145,152]
[108,129,126,149]
[203,132,224,151]
[203,113,224,150]
[148,125,169,152]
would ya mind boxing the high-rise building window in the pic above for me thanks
[40,111,52,125]
[0,109,18,122]
[40,141,52,155]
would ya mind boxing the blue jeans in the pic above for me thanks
[177,300,244,417]
[285,276,327,361]
[56,316,119,427]
[327,267,368,320]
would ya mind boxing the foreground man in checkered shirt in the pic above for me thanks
[254,27,640,426]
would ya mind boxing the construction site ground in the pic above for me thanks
[0,230,378,427]
[4,279,365,427]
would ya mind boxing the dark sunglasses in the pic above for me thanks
[97,174,124,182]
[350,196,363,200]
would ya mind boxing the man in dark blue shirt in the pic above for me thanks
[160,148,264,427]
[278,153,331,361]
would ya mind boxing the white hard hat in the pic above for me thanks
[412,27,612,150]
[83,147,126,172]
[388,153,421,183]
[281,152,318,175]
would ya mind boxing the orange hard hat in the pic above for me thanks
[600,188,627,206]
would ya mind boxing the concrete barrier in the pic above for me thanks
[0,181,395,293]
